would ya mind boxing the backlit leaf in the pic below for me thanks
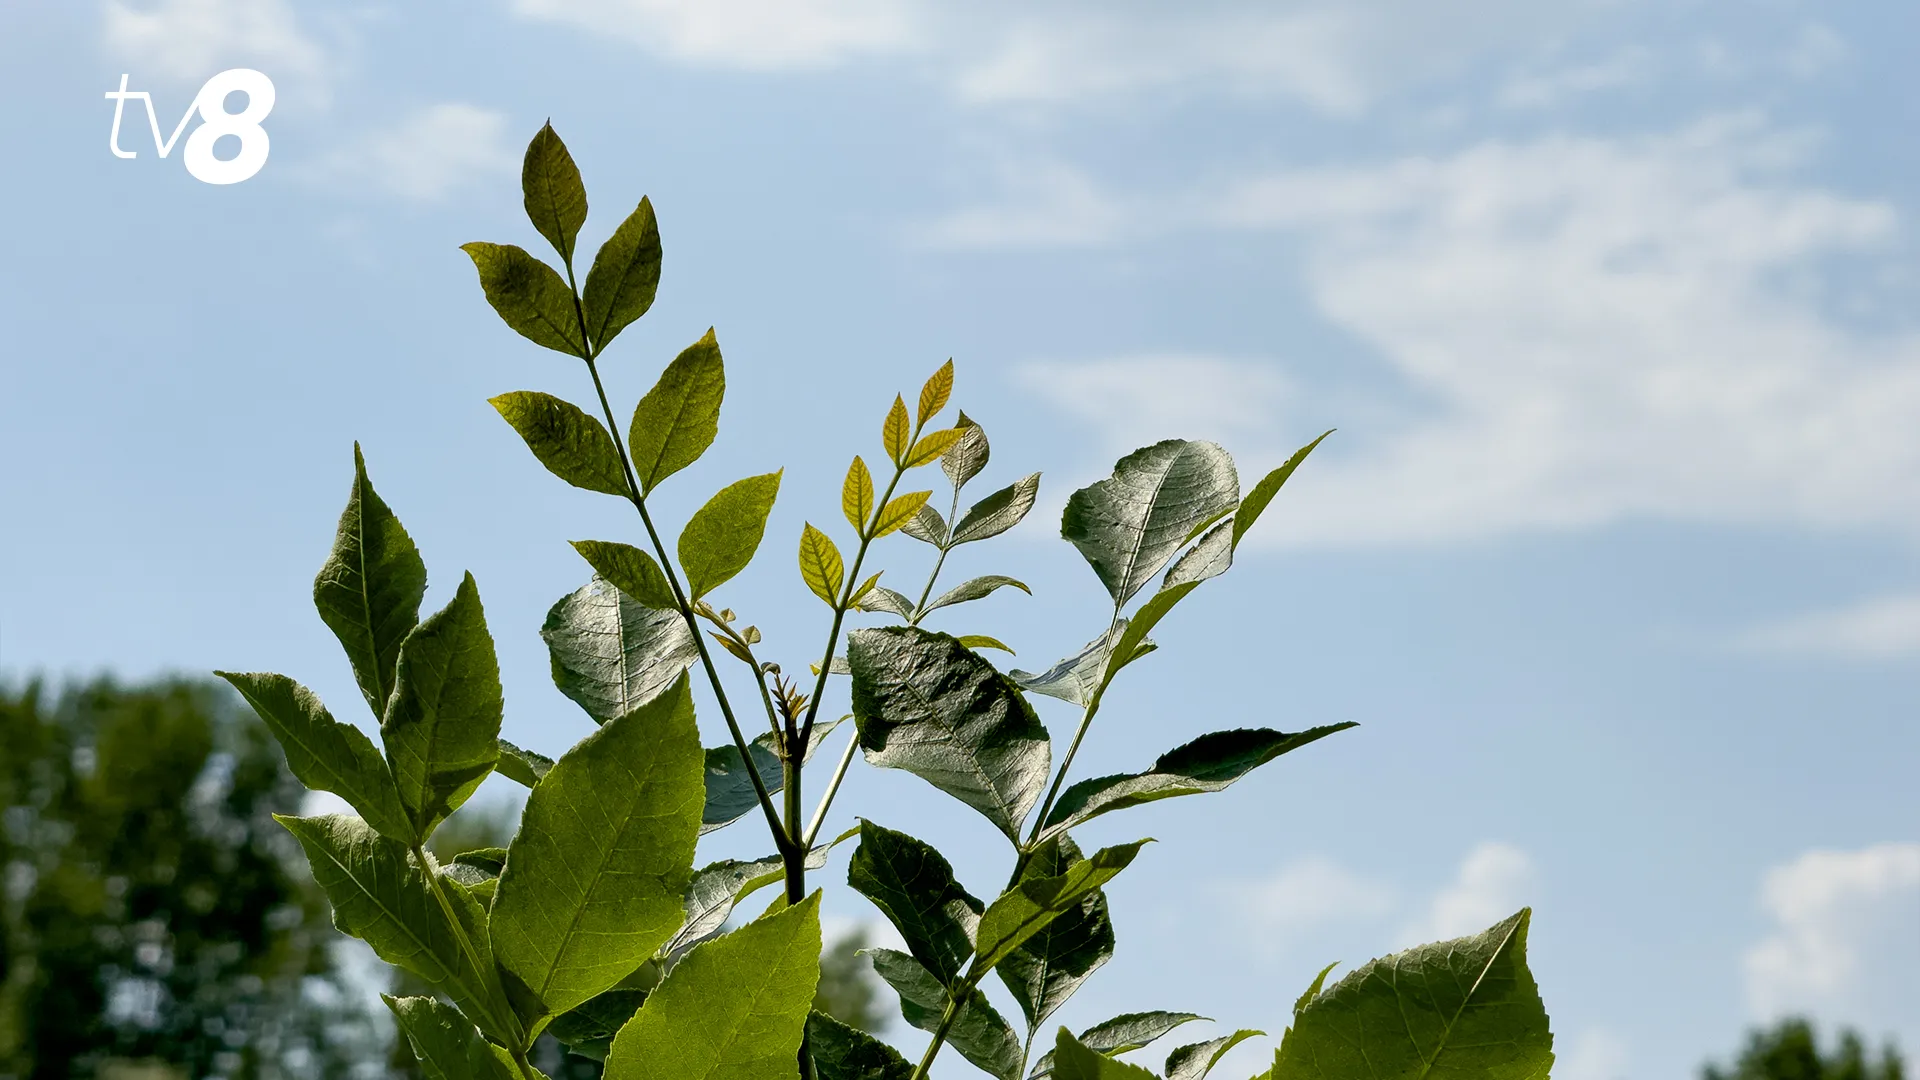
[1034,1012,1207,1077]
[844,456,875,532]
[1062,440,1238,607]
[869,949,1022,1080]
[491,391,629,497]
[521,122,587,265]
[543,575,698,725]
[493,738,554,788]
[953,474,1041,546]
[385,994,519,1080]
[672,843,835,957]
[580,196,662,351]
[313,443,426,718]
[906,428,965,469]
[847,819,983,986]
[996,835,1113,1036]
[958,635,1015,654]
[628,330,725,494]
[461,241,586,357]
[883,395,910,464]
[1166,1031,1263,1080]
[919,360,954,426]
[382,574,502,840]
[217,671,411,843]
[848,626,1052,843]
[571,539,677,609]
[1052,1028,1162,1080]
[873,490,933,538]
[925,575,1030,616]
[973,840,1147,976]
[800,523,846,607]
[678,472,782,599]
[1233,431,1331,551]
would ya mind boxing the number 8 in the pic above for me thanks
[183,69,275,186]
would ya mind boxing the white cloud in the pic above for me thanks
[996,117,1920,546]
[1233,855,1394,950]
[507,0,918,71]
[1014,357,1291,450]
[1400,841,1538,944]
[307,103,517,202]
[1734,593,1920,659]
[1554,1029,1631,1080]
[1744,843,1920,1045]
[102,0,328,88]
[1498,46,1653,110]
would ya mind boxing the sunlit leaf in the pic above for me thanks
[883,395,911,464]
[874,490,933,538]
[490,391,628,497]
[628,330,725,494]
[1062,440,1238,607]
[918,360,954,426]
[844,456,875,533]
[1233,431,1331,551]
[906,428,964,469]
[571,539,677,609]
[924,575,1030,616]
[973,840,1147,976]
[217,671,411,843]
[543,575,697,725]
[1011,625,1126,709]
[461,241,586,357]
[901,503,948,546]
[385,994,519,1080]
[800,523,846,607]
[382,574,502,840]
[942,412,990,491]
[1165,1030,1263,1080]
[997,835,1113,1037]
[313,443,426,718]
[493,739,554,789]
[1052,1028,1162,1080]
[678,471,782,599]
[870,949,1022,1080]
[521,122,587,265]
[953,473,1041,546]
[580,196,662,351]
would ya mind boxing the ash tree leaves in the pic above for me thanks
[953,473,1042,547]
[810,1011,915,1080]
[1063,439,1238,609]
[1011,626,1127,709]
[386,994,521,1080]
[1037,726,1356,843]
[1051,1029,1162,1080]
[491,391,629,496]
[543,575,697,725]
[972,839,1147,976]
[603,893,823,1080]
[463,241,587,357]
[1272,910,1555,1080]
[870,949,1024,1080]
[701,734,784,834]
[848,626,1052,843]
[581,195,663,352]
[490,674,703,1021]
[312,443,426,718]
[382,572,503,841]
[1032,1013,1208,1080]
[800,523,846,606]
[216,671,412,843]
[570,539,676,609]
[678,471,782,599]
[522,121,588,266]
[996,835,1115,1037]
[847,820,983,987]
[1165,1031,1263,1080]
[629,330,726,494]
[926,575,1030,617]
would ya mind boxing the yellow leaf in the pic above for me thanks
[850,571,883,606]
[918,359,954,426]
[711,631,755,665]
[797,523,844,606]
[872,491,933,538]
[882,395,910,464]
[904,428,964,469]
[957,634,1015,654]
[842,456,874,533]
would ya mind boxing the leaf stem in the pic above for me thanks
[908,487,962,623]
[802,728,859,847]
[910,994,966,1080]
[413,844,520,1045]
[512,1046,544,1080]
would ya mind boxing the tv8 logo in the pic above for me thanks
[105,69,275,185]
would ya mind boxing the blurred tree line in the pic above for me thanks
[1,677,883,1080]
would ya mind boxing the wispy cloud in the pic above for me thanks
[102,0,329,91]
[1398,842,1538,945]
[507,0,918,71]
[1733,594,1920,660]
[1233,855,1395,952]
[304,103,517,202]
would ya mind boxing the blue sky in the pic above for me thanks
[3,2,1918,1077]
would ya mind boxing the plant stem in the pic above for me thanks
[802,729,859,847]
[512,1046,544,1080]
[414,844,520,1045]
[910,994,966,1080]
[798,460,907,749]
[909,486,962,622]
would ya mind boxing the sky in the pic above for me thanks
[2,1,1917,1077]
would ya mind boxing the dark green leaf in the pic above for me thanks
[678,471,782,599]
[1040,727,1353,843]
[847,820,983,986]
[1052,1028,1162,1080]
[572,540,677,609]
[543,575,697,725]
[869,949,1022,1080]
[494,738,554,789]
[973,840,1147,976]
[1010,626,1126,709]
[491,391,628,497]
[461,241,585,357]
[1271,910,1554,1080]
[385,994,519,1080]
[313,443,426,718]
[279,814,514,1042]
[581,196,661,352]
[603,893,823,1080]
[522,122,588,265]
[997,835,1112,1036]
[673,842,838,956]
[1233,432,1331,551]
[925,575,1030,616]
[1163,517,1233,590]
[943,412,990,491]
[1062,440,1238,607]
[444,847,507,887]
[700,736,782,835]
[217,671,411,843]
[901,503,948,546]
[1166,1031,1263,1080]
[857,586,916,617]
[491,674,703,1020]
[810,1010,914,1080]
[800,523,846,607]
[959,635,1015,654]
[382,573,502,840]
[549,984,652,1064]
[953,473,1041,546]
[1293,963,1338,1017]
[848,626,1052,843]
[628,330,725,494]
[1033,1012,1206,1076]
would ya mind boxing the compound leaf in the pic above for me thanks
[581,196,662,351]
[628,330,725,494]
[847,819,982,987]
[462,241,586,357]
[217,671,411,843]
[678,471,782,600]
[382,574,502,840]
[543,575,698,725]
[491,391,628,497]
[1063,440,1238,607]
[313,443,426,718]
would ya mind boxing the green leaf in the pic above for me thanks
[678,471,782,599]
[1166,1031,1263,1080]
[810,1010,914,1080]
[571,540,677,609]
[953,473,1041,546]
[906,428,964,469]
[580,196,662,352]
[919,360,954,427]
[882,395,911,464]
[628,329,726,494]
[490,391,629,497]
[384,994,519,1080]
[493,739,554,787]
[382,573,502,840]
[996,835,1112,1036]
[603,893,823,1080]
[959,635,1016,653]
[313,443,427,718]
[847,820,983,987]
[857,586,917,617]
[279,814,513,1042]
[490,674,703,1021]
[461,241,586,357]
[701,722,841,837]
[1233,432,1331,551]
[942,412,990,491]
[1052,1028,1163,1080]
[925,575,1030,616]
[800,523,846,607]
[549,983,653,1064]
[848,626,1052,843]
[522,122,588,265]
[542,575,698,725]
[1010,625,1126,709]
[672,842,839,957]
[216,671,411,843]
[844,456,875,532]
[1102,582,1200,686]
[1039,726,1354,843]
[972,840,1147,976]
[869,949,1022,1080]
[1063,440,1238,607]
[445,847,507,887]
[900,503,948,546]
[1271,910,1554,1080]
[1293,963,1338,1017]
[1163,517,1233,590]
[1034,1012,1207,1077]
[873,490,933,538]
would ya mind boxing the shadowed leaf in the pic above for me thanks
[973,840,1147,976]
[522,122,587,265]
[491,391,629,497]
[1052,1028,1162,1080]
[543,575,698,725]
[847,819,983,986]
[385,994,519,1080]
[382,574,502,840]
[1233,432,1331,551]
[313,443,426,718]
[581,196,662,351]
[997,835,1113,1036]
[870,949,1022,1080]
[462,242,585,356]
[811,1011,914,1080]
[919,360,954,426]
[1166,1030,1263,1080]
[1063,440,1237,607]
